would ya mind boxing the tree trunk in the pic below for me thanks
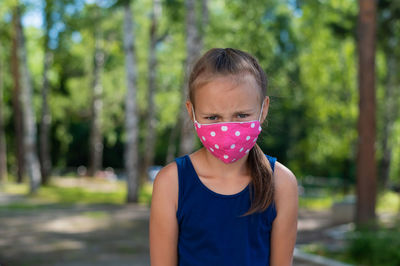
[0,47,7,183]
[88,18,104,178]
[355,0,377,227]
[198,0,208,51]
[379,49,398,190]
[178,0,208,156]
[14,5,42,193]
[141,0,161,186]
[11,7,25,184]
[40,0,53,185]
[123,0,140,203]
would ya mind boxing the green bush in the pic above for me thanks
[346,224,400,266]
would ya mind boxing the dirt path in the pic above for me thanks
[0,202,150,266]
[0,193,349,266]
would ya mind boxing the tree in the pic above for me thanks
[356,0,377,227]
[88,3,105,178]
[178,0,208,156]
[123,0,140,202]
[39,0,53,184]
[141,0,162,186]
[11,5,25,184]
[0,45,7,183]
[377,0,400,190]
[13,4,42,193]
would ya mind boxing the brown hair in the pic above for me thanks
[188,48,274,216]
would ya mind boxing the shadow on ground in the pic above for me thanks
[0,193,353,266]
[0,202,150,266]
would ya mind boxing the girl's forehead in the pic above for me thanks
[194,75,261,112]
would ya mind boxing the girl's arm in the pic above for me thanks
[270,162,299,266]
[149,162,179,266]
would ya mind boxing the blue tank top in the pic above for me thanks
[174,154,277,266]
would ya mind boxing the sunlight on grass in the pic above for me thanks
[299,193,346,210]
[4,177,398,214]
[0,177,155,210]
[138,182,153,207]
[32,184,126,204]
[82,211,109,219]
[299,197,335,210]
[377,191,400,213]
[1,182,29,194]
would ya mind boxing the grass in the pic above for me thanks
[0,177,154,211]
[376,191,400,213]
[298,188,400,213]
[2,178,399,213]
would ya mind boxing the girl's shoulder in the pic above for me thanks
[152,160,179,214]
[273,161,298,195]
[272,160,298,215]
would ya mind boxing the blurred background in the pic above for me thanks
[0,0,399,265]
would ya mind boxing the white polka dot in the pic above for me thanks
[246,136,250,141]
[251,123,255,128]
[202,136,206,141]
[215,144,219,149]
[223,155,229,159]
[235,131,240,136]
[245,149,250,153]
[258,126,262,131]
[239,148,244,152]
[230,144,235,149]
[232,158,236,162]
[210,148,214,152]
[197,123,201,128]
[221,126,228,131]
[210,131,216,137]
[253,138,257,142]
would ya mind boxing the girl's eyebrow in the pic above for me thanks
[201,109,255,115]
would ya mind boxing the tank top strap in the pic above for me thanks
[265,154,277,172]
[174,154,197,220]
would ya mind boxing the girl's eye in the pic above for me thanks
[206,116,218,120]
[238,114,249,118]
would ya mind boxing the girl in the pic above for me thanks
[150,48,298,266]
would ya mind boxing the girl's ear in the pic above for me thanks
[260,96,270,123]
[185,100,194,123]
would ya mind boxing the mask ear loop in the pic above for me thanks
[191,104,197,123]
[258,101,265,122]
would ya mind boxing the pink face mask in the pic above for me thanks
[192,102,264,164]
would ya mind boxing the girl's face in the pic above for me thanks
[187,74,269,124]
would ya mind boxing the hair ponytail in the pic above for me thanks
[240,143,274,216]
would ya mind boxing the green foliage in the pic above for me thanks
[0,0,399,189]
[345,225,400,266]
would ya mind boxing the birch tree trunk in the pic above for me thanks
[356,0,377,227]
[88,14,104,178]
[11,8,25,183]
[123,0,140,202]
[40,0,53,185]
[198,0,208,52]
[178,0,208,156]
[141,0,161,185]
[0,48,7,183]
[14,5,42,193]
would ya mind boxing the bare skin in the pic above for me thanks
[149,74,298,266]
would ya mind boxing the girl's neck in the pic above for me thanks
[198,147,250,179]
